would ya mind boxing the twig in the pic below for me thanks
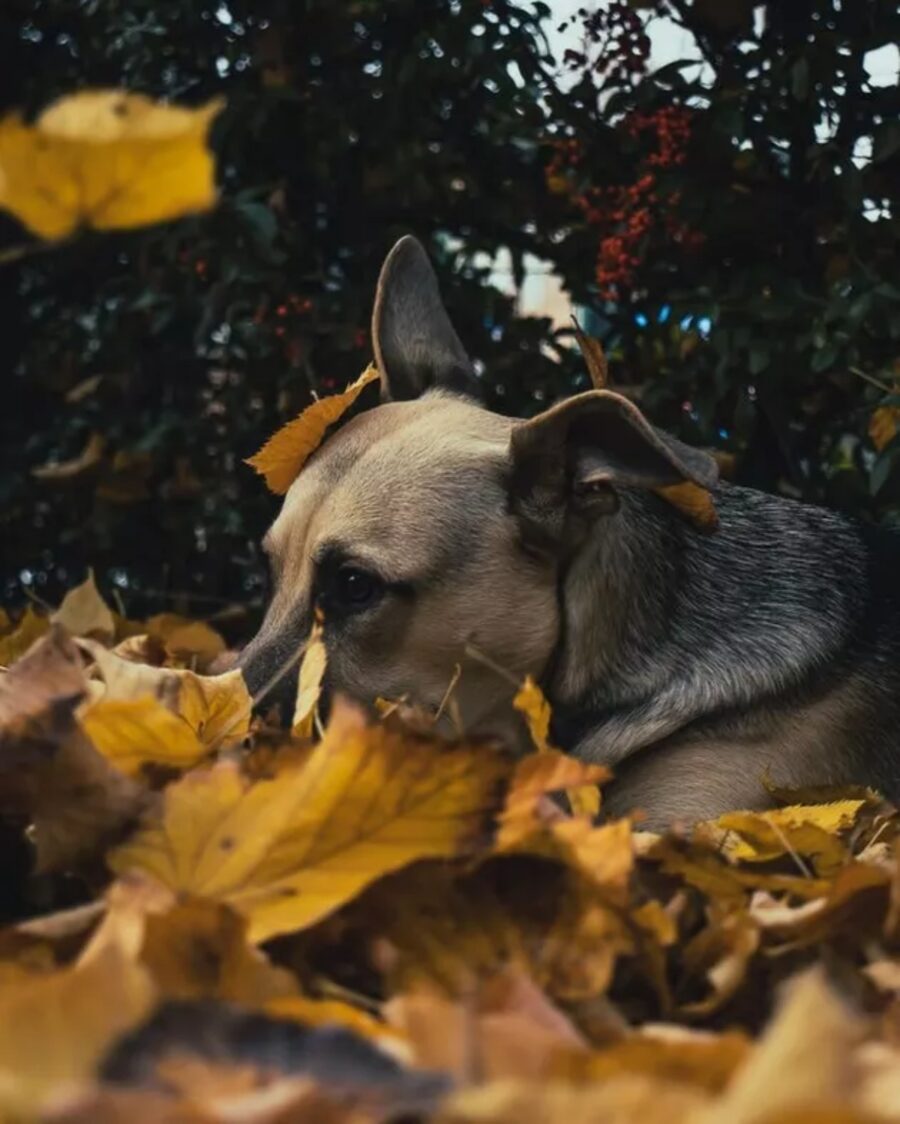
[849,365,894,396]
[208,636,309,753]
[463,642,521,689]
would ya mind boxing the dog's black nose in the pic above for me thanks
[236,622,306,717]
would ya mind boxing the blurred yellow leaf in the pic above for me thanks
[52,569,115,640]
[293,619,327,738]
[266,995,409,1057]
[246,364,379,494]
[79,696,207,775]
[869,405,899,453]
[0,604,49,667]
[0,926,154,1113]
[145,613,226,666]
[0,90,223,240]
[110,700,510,942]
[139,896,297,1004]
[31,431,105,481]
[498,751,611,850]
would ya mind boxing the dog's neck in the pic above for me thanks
[547,482,868,766]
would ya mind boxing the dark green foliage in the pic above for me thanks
[1,0,897,618]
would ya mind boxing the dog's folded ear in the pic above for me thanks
[372,235,475,401]
[509,389,719,545]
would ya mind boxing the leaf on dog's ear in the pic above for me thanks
[654,481,719,531]
[573,319,609,390]
[109,699,511,943]
[0,91,223,240]
[52,569,115,641]
[246,364,379,494]
[292,619,326,739]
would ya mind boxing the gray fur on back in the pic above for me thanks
[549,482,900,820]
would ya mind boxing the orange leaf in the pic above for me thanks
[246,364,379,494]
[655,481,719,531]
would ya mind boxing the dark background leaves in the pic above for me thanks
[1,0,898,627]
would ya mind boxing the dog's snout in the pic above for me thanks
[237,620,306,707]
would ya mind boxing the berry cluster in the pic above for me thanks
[545,106,701,300]
[625,105,691,168]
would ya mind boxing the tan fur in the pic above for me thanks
[260,393,560,748]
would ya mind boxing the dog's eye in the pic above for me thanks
[332,565,384,611]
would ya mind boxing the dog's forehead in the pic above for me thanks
[267,393,512,566]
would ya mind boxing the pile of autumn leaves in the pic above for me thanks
[0,576,897,1124]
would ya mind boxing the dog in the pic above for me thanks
[239,235,900,826]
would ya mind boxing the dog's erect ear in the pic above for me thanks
[372,235,475,401]
[509,389,718,545]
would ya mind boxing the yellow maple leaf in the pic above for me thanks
[110,700,511,943]
[79,639,252,748]
[292,619,327,739]
[700,801,864,875]
[0,90,223,241]
[52,568,115,640]
[79,696,207,775]
[245,364,379,494]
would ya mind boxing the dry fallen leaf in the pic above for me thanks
[293,618,327,739]
[0,90,223,240]
[145,613,226,668]
[512,679,603,817]
[0,924,155,1114]
[110,699,511,942]
[31,431,106,481]
[700,802,864,876]
[246,364,379,494]
[573,320,609,390]
[700,967,864,1124]
[53,569,116,641]
[869,404,899,453]
[79,696,208,775]
[0,604,50,667]
[655,481,719,531]
[80,640,252,748]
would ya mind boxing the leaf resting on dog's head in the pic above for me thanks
[246,364,379,494]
